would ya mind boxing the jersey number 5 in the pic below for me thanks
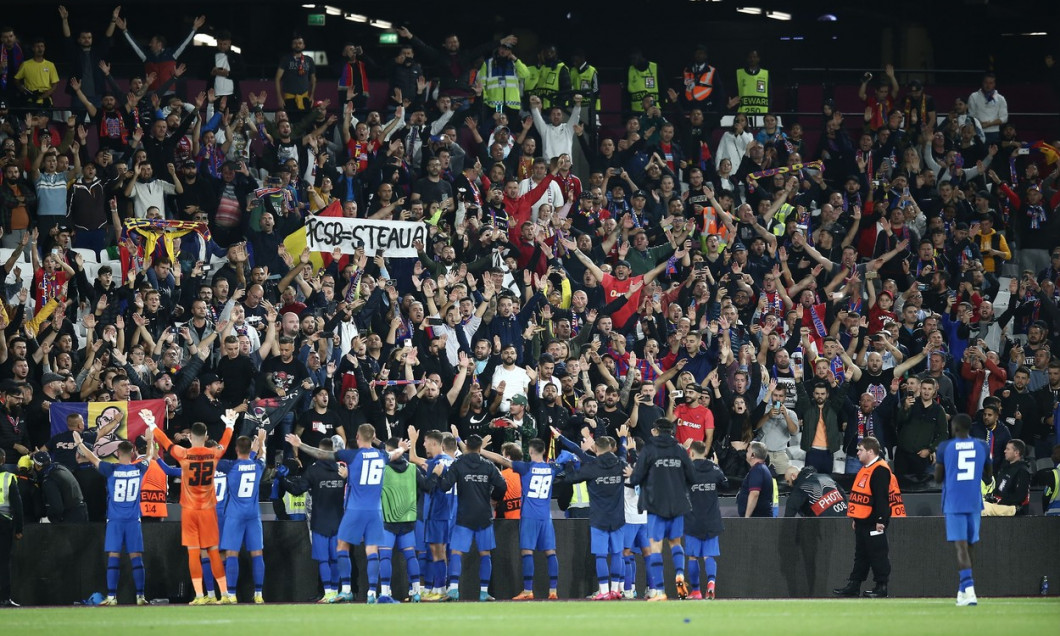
[359,459,384,485]
[956,449,976,481]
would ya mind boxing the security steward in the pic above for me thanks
[834,437,895,598]
[0,448,25,607]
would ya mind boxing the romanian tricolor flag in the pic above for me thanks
[281,199,347,273]
[49,400,166,462]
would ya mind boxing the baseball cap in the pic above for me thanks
[975,190,991,199]
[615,259,632,270]
[579,191,594,200]
[731,242,747,252]
[199,372,223,386]
[955,222,969,231]
[152,370,171,383]
[510,394,529,406]
[631,190,648,199]
[55,224,73,234]
[182,159,197,168]
[31,451,51,466]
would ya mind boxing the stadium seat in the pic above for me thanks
[73,247,99,263]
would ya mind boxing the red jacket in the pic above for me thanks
[504,175,555,229]
[960,357,1008,416]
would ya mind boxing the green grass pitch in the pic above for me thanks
[5,598,1057,635]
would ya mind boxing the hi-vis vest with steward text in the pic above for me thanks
[570,481,590,508]
[283,490,307,518]
[684,65,717,103]
[847,459,906,519]
[736,68,770,114]
[480,57,531,111]
[627,62,659,112]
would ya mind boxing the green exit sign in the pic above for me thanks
[306,13,326,26]
[379,32,398,44]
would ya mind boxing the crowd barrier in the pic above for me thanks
[11,517,1058,604]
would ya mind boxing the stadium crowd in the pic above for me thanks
[1,5,1060,607]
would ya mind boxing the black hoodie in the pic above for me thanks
[558,450,627,531]
[284,458,345,536]
[684,458,727,539]
[629,433,696,518]
[428,451,506,531]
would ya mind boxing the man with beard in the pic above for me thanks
[993,366,1039,444]
[597,386,634,440]
[294,387,344,468]
[407,356,474,445]
[843,392,890,474]
[528,382,568,444]
[69,79,135,159]
[411,157,453,211]
[0,381,30,468]
[853,350,926,409]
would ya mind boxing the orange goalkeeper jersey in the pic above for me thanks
[153,427,233,510]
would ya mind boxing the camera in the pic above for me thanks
[672,390,683,399]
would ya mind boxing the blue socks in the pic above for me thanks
[402,548,420,586]
[522,554,534,591]
[225,556,239,593]
[624,555,636,591]
[449,553,462,587]
[367,553,380,594]
[647,553,664,591]
[595,555,609,585]
[959,568,974,592]
[479,555,492,592]
[547,554,558,590]
[252,555,264,593]
[131,556,145,595]
[379,550,393,594]
[202,556,215,593]
[610,554,622,588]
[106,555,120,595]
[319,561,333,591]
[705,556,717,582]
[670,545,685,577]
[337,550,352,591]
[687,558,700,590]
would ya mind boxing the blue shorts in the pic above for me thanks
[381,529,418,551]
[449,524,496,553]
[220,515,264,552]
[647,514,684,541]
[623,523,649,551]
[590,527,624,555]
[104,518,144,553]
[337,509,384,547]
[519,517,557,551]
[945,512,981,544]
[311,532,338,562]
[684,535,720,558]
[425,519,451,545]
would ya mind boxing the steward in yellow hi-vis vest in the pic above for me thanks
[627,49,659,114]
[736,50,770,114]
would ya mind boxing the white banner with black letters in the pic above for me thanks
[304,216,427,258]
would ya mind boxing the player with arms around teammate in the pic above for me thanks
[148,410,236,604]
[553,426,628,600]
[684,440,727,600]
[221,428,268,604]
[406,427,455,602]
[935,414,992,606]
[72,431,155,606]
[481,437,561,600]
[379,436,426,603]
[427,434,507,601]
[626,418,696,601]
[287,424,405,604]
[281,437,348,603]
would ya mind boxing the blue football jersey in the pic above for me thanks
[224,457,265,518]
[337,447,389,511]
[98,461,148,521]
[512,460,558,520]
[939,437,989,514]
[425,454,456,521]
[214,464,229,518]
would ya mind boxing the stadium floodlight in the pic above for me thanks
[767,11,792,20]
[345,13,368,22]
[193,33,217,47]
[736,7,763,15]
[324,5,343,16]
[371,19,393,29]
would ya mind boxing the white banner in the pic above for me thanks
[304,216,427,258]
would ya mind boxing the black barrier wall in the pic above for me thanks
[12,518,1060,604]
